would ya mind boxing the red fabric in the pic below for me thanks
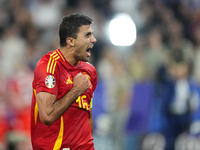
[31,49,97,150]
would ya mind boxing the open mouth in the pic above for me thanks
[86,48,91,52]
[86,47,93,57]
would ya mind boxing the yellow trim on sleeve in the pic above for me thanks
[53,54,58,58]
[50,58,55,74]
[47,57,52,73]
[47,52,60,75]
[52,61,57,75]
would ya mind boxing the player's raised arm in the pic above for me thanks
[36,73,89,125]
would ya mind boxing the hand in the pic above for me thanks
[72,73,89,95]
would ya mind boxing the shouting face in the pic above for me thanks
[73,25,97,62]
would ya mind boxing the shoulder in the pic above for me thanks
[80,61,97,75]
[35,50,61,75]
[80,61,96,71]
[35,54,50,71]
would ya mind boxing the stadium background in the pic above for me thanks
[1,0,200,149]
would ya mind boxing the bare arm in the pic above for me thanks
[36,73,89,125]
[89,108,94,135]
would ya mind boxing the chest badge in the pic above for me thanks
[82,72,92,89]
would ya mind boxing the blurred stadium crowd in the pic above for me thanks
[1,0,200,150]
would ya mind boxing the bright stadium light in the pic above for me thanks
[109,13,137,46]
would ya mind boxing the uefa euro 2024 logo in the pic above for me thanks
[45,75,56,88]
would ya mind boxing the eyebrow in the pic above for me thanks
[85,31,93,36]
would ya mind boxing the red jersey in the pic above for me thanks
[31,49,97,150]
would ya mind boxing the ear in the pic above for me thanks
[66,37,75,47]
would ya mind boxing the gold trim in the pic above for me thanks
[53,116,64,150]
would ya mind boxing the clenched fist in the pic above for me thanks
[72,73,90,95]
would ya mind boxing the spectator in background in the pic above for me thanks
[126,35,147,81]
[97,46,132,150]
[5,59,33,150]
[1,25,26,77]
[144,26,168,80]
[28,0,64,53]
[166,20,194,65]
[29,0,64,30]
[165,60,199,150]
[149,60,200,150]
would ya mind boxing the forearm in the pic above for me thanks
[37,72,89,125]
[38,88,82,125]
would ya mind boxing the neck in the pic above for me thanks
[59,47,78,66]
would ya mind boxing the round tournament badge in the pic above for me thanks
[45,75,56,88]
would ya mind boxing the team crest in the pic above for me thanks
[82,72,92,89]
[45,75,56,88]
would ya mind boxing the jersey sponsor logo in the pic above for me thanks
[63,148,70,150]
[66,77,73,84]
[45,75,56,88]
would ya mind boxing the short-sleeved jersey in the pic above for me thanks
[31,49,97,150]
